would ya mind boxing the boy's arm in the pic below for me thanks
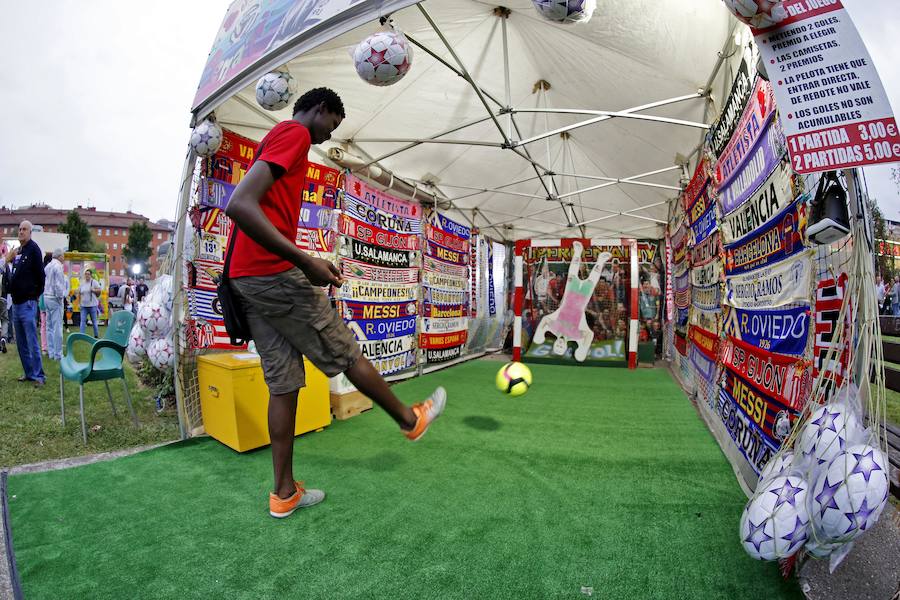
[225,161,341,287]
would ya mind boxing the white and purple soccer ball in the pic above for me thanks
[740,475,810,561]
[809,444,890,543]
[147,337,175,371]
[722,0,788,29]
[189,119,223,157]
[255,70,297,111]
[137,302,170,339]
[531,0,597,24]
[797,404,862,467]
[126,323,147,362]
[352,30,413,86]
[758,451,795,485]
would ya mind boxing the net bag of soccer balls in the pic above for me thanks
[127,275,176,371]
[496,362,533,397]
[739,385,890,570]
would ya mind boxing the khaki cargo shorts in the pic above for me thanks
[232,268,361,395]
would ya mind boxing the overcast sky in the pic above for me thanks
[0,0,897,224]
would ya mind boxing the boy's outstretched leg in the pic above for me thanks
[344,356,447,441]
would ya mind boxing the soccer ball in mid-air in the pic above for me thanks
[147,337,175,370]
[531,0,597,24]
[138,302,170,339]
[189,119,223,156]
[126,323,147,362]
[797,403,862,466]
[809,444,890,542]
[740,475,810,561]
[352,30,413,86]
[496,362,532,397]
[722,0,788,29]
[255,70,298,111]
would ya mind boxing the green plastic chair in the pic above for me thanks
[60,310,139,443]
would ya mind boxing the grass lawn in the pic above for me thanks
[0,324,179,468]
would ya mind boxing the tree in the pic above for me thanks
[123,221,152,276]
[58,210,95,252]
[868,196,891,279]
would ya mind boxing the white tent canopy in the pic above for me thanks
[205,0,736,240]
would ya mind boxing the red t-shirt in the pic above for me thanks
[228,120,311,277]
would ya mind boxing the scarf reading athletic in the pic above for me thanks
[721,335,812,411]
[339,213,419,250]
[692,283,722,311]
[342,194,421,234]
[725,250,813,310]
[340,279,418,303]
[344,174,423,219]
[691,232,721,266]
[691,260,722,288]
[709,59,754,158]
[720,160,796,244]
[714,77,777,192]
[723,304,811,356]
[340,258,419,284]
[347,238,413,268]
[723,194,808,276]
[720,366,800,448]
[717,114,787,215]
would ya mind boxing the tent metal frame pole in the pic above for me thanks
[357,115,493,169]
[476,205,570,230]
[441,186,546,201]
[345,137,504,147]
[500,9,512,141]
[551,171,682,192]
[556,166,681,200]
[574,206,669,228]
[414,3,570,221]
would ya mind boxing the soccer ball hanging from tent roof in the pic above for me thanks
[531,0,597,24]
[256,69,298,111]
[352,28,413,87]
[722,0,788,29]
[189,117,223,156]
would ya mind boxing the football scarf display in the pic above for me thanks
[725,251,813,310]
[720,160,796,244]
[347,239,413,268]
[714,77,777,191]
[691,260,722,287]
[723,304,810,356]
[709,59,753,157]
[718,114,787,215]
[340,279,418,303]
[721,335,811,411]
[724,195,808,276]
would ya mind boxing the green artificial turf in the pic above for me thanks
[6,361,802,599]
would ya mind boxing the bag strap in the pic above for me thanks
[223,226,238,281]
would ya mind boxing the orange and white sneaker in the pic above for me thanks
[404,387,447,442]
[268,481,325,519]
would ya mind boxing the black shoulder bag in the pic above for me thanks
[216,230,252,345]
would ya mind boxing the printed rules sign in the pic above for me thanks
[753,0,900,173]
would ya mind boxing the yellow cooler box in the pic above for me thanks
[197,353,331,452]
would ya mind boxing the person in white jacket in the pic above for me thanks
[43,248,67,360]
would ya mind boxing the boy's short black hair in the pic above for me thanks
[293,87,345,119]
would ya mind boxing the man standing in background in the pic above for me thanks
[0,244,10,353]
[43,249,67,360]
[9,221,46,385]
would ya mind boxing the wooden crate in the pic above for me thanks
[330,390,373,420]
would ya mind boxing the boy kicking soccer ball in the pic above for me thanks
[224,87,446,518]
